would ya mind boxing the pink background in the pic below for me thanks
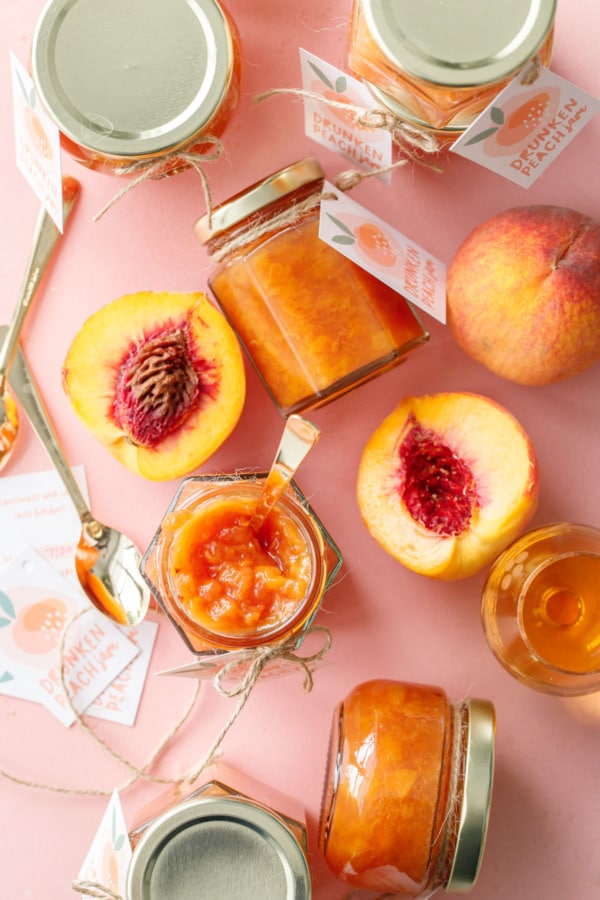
[1,1,599,897]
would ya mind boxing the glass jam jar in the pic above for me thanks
[319,679,495,897]
[348,0,556,143]
[31,0,241,176]
[141,473,342,661]
[127,763,311,899]
[194,159,429,416]
[481,523,600,696]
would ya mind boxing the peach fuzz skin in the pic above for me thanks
[446,206,600,386]
[356,392,539,581]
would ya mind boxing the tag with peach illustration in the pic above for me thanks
[299,48,392,180]
[319,185,446,323]
[10,52,63,227]
[452,67,600,186]
[77,791,132,897]
[0,548,140,725]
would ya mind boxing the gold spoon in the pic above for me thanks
[0,176,80,472]
[6,339,150,627]
[249,413,321,532]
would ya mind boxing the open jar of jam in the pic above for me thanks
[141,473,342,663]
[31,0,240,176]
[348,0,556,143]
[319,679,495,897]
[127,763,311,899]
[481,523,600,696]
[195,158,429,416]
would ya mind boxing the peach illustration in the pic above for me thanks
[357,393,539,580]
[354,222,397,268]
[447,205,600,384]
[24,106,53,161]
[11,598,68,655]
[464,86,561,156]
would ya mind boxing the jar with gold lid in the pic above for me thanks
[141,472,342,664]
[126,762,311,900]
[348,0,556,144]
[195,158,429,416]
[31,0,240,176]
[319,679,495,896]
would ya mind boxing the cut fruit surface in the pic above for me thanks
[62,291,246,480]
[357,392,539,580]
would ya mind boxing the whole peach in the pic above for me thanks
[446,206,600,385]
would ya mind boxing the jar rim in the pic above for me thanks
[360,0,556,87]
[194,158,324,242]
[447,699,496,892]
[32,0,235,159]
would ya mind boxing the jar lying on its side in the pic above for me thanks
[141,473,342,660]
[195,158,429,416]
[319,679,495,897]
[127,763,311,900]
[348,0,556,144]
[31,0,241,176]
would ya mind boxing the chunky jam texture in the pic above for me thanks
[399,419,478,536]
[168,496,312,637]
[321,680,452,894]
[113,325,214,447]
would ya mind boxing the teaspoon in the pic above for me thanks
[0,176,80,471]
[5,337,150,627]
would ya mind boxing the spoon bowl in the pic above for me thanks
[6,336,150,627]
[0,176,80,471]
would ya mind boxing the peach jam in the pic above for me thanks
[127,763,311,900]
[319,680,495,897]
[141,473,342,655]
[31,0,240,176]
[195,159,428,416]
[348,0,556,141]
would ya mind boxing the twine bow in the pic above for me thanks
[254,88,443,189]
[93,137,223,222]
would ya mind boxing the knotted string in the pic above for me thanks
[520,55,542,86]
[254,88,443,189]
[93,136,223,222]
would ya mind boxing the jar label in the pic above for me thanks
[319,186,447,323]
[10,52,64,229]
[451,67,600,186]
[299,49,393,183]
[77,790,132,896]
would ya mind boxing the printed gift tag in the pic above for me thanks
[0,548,140,726]
[299,49,392,182]
[451,67,600,186]
[10,52,64,228]
[77,791,132,897]
[319,185,447,323]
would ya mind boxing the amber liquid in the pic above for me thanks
[519,553,600,674]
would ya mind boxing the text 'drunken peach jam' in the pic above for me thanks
[195,158,428,416]
[141,473,342,655]
[319,679,495,898]
[348,0,556,142]
[31,0,240,176]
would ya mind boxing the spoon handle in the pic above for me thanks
[0,176,80,390]
[8,343,93,526]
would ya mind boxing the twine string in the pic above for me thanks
[72,881,122,900]
[520,54,542,85]
[254,88,442,189]
[93,136,223,222]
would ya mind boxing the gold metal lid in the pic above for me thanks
[194,158,324,242]
[446,699,496,893]
[361,0,556,87]
[32,0,234,159]
[126,796,311,899]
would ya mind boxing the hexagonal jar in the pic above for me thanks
[126,763,311,899]
[141,473,342,667]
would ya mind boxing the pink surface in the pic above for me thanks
[1,1,599,898]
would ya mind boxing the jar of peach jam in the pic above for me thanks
[127,763,311,899]
[31,0,240,176]
[348,0,556,143]
[319,680,495,897]
[194,159,429,416]
[141,473,342,659]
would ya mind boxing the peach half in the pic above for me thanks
[62,291,246,481]
[357,393,539,580]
